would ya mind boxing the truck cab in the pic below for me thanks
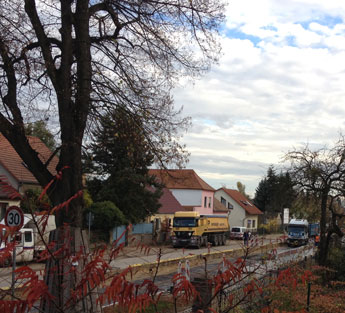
[0,213,56,264]
[15,228,35,262]
[287,219,309,246]
[0,228,34,264]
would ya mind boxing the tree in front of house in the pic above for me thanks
[284,136,345,265]
[0,0,224,311]
[24,120,57,152]
[87,108,163,224]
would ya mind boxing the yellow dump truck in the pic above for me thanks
[171,211,229,248]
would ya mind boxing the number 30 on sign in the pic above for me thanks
[5,206,24,229]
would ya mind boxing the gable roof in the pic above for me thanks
[0,134,58,185]
[218,188,263,215]
[149,169,214,191]
[157,188,184,214]
[213,198,228,213]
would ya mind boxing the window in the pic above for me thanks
[173,217,196,227]
[24,231,32,243]
[247,220,252,228]
[221,197,226,206]
[208,197,212,208]
[252,220,256,228]
[228,203,233,209]
[13,233,22,244]
[204,196,207,208]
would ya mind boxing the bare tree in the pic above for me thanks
[0,0,225,311]
[285,136,345,265]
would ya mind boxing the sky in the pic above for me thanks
[173,0,345,197]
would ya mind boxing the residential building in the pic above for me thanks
[148,187,183,227]
[0,134,58,219]
[213,198,229,214]
[215,188,263,232]
[149,169,215,215]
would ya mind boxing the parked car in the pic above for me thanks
[230,226,247,239]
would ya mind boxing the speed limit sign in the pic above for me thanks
[5,206,24,229]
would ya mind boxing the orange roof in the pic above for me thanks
[213,198,228,213]
[0,133,58,184]
[218,188,263,215]
[157,188,184,214]
[149,169,214,191]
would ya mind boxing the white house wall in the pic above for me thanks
[228,201,246,228]
[215,190,246,229]
[170,189,202,206]
[0,165,19,190]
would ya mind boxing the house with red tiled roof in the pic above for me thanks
[147,187,183,232]
[0,134,58,219]
[215,188,263,232]
[213,198,229,214]
[149,169,215,215]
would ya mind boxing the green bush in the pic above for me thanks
[84,201,127,241]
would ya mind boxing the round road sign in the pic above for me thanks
[5,206,24,229]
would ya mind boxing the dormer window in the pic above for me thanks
[221,197,226,206]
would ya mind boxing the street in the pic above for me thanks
[0,235,287,290]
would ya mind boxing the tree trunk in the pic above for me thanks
[318,192,328,265]
[40,227,100,313]
[50,139,84,228]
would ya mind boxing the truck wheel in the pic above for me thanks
[214,235,219,246]
[222,235,226,245]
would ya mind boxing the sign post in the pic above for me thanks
[86,212,94,242]
[5,206,24,299]
[5,206,24,229]
[283,208,290,225]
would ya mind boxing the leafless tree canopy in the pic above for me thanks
[285,136,345,265]
[0,0,225,225]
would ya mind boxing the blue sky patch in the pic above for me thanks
[285,35,297,47]
[225,28,261,46]
[300,15,343,30]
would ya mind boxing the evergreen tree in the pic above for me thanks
[87,108,163,223]
[253,177,270,212]
[254,166,296,216]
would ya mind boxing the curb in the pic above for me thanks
[124,241,285,274]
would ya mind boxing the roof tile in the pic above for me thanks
[219,188,263,215]
[213,198,228,213]
[0,134,58,184]
[149,169,214,191]
[157,188,184,214]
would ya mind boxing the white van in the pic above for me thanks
[230,226,246,239]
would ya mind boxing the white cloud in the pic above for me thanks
[173,0,345,196]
